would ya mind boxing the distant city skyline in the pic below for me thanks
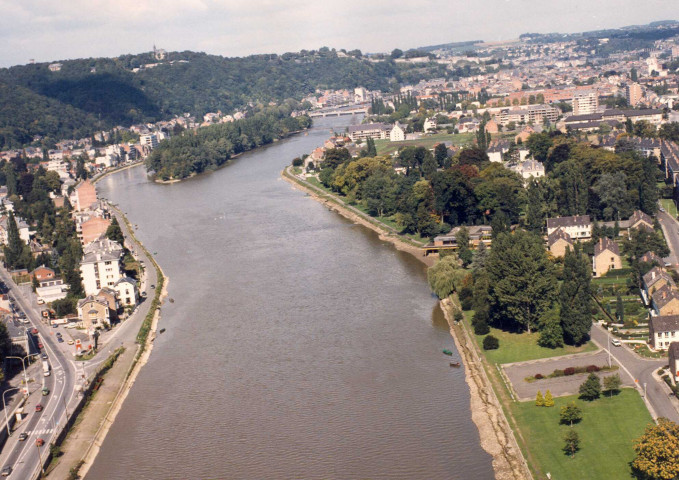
[0,0,678,68]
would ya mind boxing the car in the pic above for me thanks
[56,332,62,337]
[57,337,64,343]
[52,323,58,328]
[41,353,47,360]
[30,328,38,335]
[36,298,44,305]
[35,404,43,412]
[18,432,27,441]
[611,339,622,347]
[41,388,49,396]
[150,284,155,289]
[660,207,666,212]
[1,465,11,476]
[35,438,44,447]
[67,339,74,345]
[37,342,43,349]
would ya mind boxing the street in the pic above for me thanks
[0,203,158,478]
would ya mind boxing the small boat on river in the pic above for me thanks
[450,362,461,368]
[442,349,453,356]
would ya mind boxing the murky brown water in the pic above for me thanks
[89,117,494,479]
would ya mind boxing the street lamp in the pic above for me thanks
[7,354,40,395]
[2,387,20,436]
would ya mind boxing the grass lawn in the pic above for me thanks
[466,312,597,365]
[661,199,678,218]
[511,389,652,480]
[374,132,475,155]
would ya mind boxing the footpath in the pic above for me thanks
[46,347,136,478]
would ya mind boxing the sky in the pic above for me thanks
[0,0,678,68]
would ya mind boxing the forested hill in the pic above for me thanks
[145,105,311,181]
[0,49,448,149]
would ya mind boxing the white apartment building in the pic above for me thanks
[80,238,124,296]
[572,90,599,116]
[140,134,159,150]
[498,105,559,126]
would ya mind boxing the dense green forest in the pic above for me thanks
[146,105,311,180]
[0,48,449,150]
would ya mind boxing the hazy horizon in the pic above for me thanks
[0,0,678,68]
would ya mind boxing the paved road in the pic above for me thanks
[0,268,77,479]
[589,325,678,420]
[0,203,157,478]
[657,209,679,267]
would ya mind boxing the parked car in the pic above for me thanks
[41,388,49,396]
[1,465,11,476]
[611,339,622,347]
[67,339,74,345]
[37,298,44,305]
[35,404,42,412]
[18,433,27,441]
[30,328,38,335]
[57,337,64,343]
[37,342,43,349]
[41,353,47,360]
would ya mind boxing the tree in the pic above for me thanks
[631,67,638,82]
[563,429,580,457]
[535,390,545,406]
[538,308,564,348]
[486,230,557,333]
[616,294,625,323]
[592,172,631,220]
[559,247,592,345]
[483,335,499,350]
[471,241,489,275]
[3,212,27,270]
[603,374,622,397]
[105,217,125,245]
[456,226,472,267]
[390,48,403,59]
[579,373,602,401]
[544,390,554,407]
[633,419,679,479]
[427,254,466,299]
[434,143,449,168]
[559,401,583,426]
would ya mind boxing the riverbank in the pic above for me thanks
[47,193,169,479]
[284,167,528,479]
[282,167,435,267]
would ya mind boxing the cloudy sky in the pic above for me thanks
[1,0,677,68]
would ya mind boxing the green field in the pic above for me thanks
[374,132,475,155]
[466,312,597,365]
[511,389,652,480]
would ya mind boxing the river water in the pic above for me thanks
[89,117,494,479]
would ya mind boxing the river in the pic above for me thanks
[88,117,494,479]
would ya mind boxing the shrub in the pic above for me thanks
[535,390,545,406]
[453,310,464,323]
[551,369,565,378]
[544,390,555,407]
[564,367,576,376]
[586,365,600,373]
[474,321,490,335]
[483,335,499,350]
[292,157,303,167]
[534,373,544,380]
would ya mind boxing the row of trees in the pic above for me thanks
[146,106,311,180]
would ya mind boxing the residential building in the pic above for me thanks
[426,225,493,255]
[36,280,68,303]
[0,215,31,245]
[346,123,391,142]
[547,228,573,258]
[642,267,676,304]
[389,122,406,142]
[423,117,437,133]
[80,238,124,296]
[626,83,643,106]
[628,210,654,233]
[77,295,111,333]
[572,90,599,115]
[74,180,98,212]
[593,237,622,277]
[640,251,666,269]
[498,105,559,126]
[31,265,55,283]
[114,277,138,307]
[652,284,679,316]
[80,216,111,246]
[511,160,545,181]
[140,134,159,149]
[546,215,591,239]
[649,316,679,350]
[669,342,679,381]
